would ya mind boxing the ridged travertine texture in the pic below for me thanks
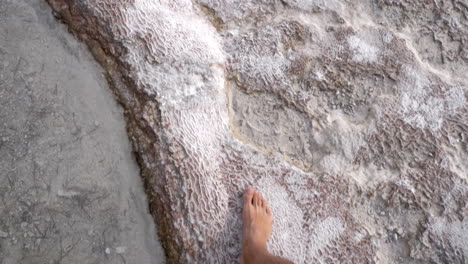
[46,0,467,263]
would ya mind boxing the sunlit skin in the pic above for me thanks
[241,187,294,264]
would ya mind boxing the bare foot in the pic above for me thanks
[241,187,273,264]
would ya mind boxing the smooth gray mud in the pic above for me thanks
[0,0,165,263]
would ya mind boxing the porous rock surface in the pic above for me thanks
[46,0,467,263]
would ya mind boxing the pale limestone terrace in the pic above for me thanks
[46,0,467,263]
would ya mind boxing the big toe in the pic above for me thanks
[243,187,255,205]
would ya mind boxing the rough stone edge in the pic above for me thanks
[44,1,180,262]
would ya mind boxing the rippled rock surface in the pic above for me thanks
[46,0,467,263]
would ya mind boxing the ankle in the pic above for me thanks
[241,245,269,264]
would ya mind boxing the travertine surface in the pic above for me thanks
[46,0,467,263]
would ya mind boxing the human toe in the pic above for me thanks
[244,187,255,205]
